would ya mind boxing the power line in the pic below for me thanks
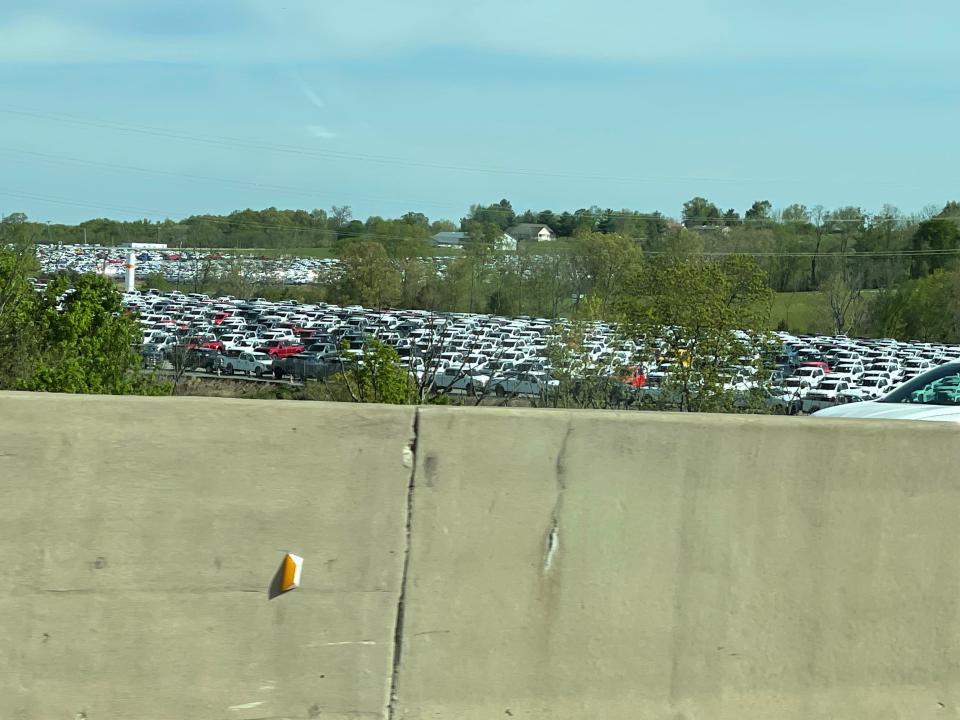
[0,147,472,214]
[0,146,722,221]
[0,106,921,189]
[0,189,176,220]
[0,107,719,184]
[0,161,909,231]
[647,249,960,258]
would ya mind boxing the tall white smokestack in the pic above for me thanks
[125,251,137,292]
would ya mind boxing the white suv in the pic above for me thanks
[813,362,960,422]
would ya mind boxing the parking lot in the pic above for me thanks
[27,243,960,409]
[112,284,960,410]
[36,244,341,285]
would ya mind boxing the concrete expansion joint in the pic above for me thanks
[387,407,420,720]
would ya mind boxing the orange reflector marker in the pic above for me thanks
[280,553,304,592]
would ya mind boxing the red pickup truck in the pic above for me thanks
[255,339,306,358]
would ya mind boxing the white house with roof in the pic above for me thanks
[506,223,557,242]
[431,231,468,249]
[431,231,517,252]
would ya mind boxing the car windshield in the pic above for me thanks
[880,364,960,405]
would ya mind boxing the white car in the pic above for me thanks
[490,372,560,398]
[430,367,490,396]
[813,362,960,422]
[902,358,933,375]
[801,379,852,413]
[222,351,274,377]
[775,376,813,400]
[867,360,903,381]
[853,376,893,400]
[793,366,826,384]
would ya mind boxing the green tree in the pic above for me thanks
[460,231,498,313]
[663,227,705,257]
[682,197,722,228]
[824,268,867,335]
[463,199,515,231]
[910,217,960,277]
[400,211,429,227]
[2,212,28,225]
[859,205,910,289]
[537,209,558,229]
[335,241,401,307]
[545,313,637,410]
[938,201,960,218]
[809,205,828,289]
[430,219,457,233]
[334,339,416,404]
[368,220,432,308]
[462,220,505,247]
[744,200,773,225]
[620,255,775,412]
[722,209,741,226]
[330,205,353,227]
[14,274,152,394]
[568,231,643,316]
[781,203,811,225]
[867,270,960,342]
[0,236,41,387]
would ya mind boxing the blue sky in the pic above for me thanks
[0,0,958,225]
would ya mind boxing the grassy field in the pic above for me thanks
[770,290,877,335]
[212,246,338,259]
[771,292,832,334]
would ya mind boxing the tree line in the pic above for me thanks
[5,196,960,342]
[5,196,958,292]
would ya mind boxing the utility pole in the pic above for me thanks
[518,253,523,316]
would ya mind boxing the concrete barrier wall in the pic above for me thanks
[0,393,416,720]
[398,407,960,720]
[2,393,960,719]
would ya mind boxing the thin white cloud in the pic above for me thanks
[306,125,336,140]
[302,86,325,110]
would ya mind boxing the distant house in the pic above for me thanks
[688,224,731,235]
[506,223,557,242]
[431,231,469,249]
[497,233,517,252]
[432,231,517,252]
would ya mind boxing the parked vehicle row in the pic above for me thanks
[114,286,960,415]
[36,244,340,285]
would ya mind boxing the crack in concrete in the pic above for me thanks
[387,408,420,720]
[544,519,560,572]
[543,420,574,573]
